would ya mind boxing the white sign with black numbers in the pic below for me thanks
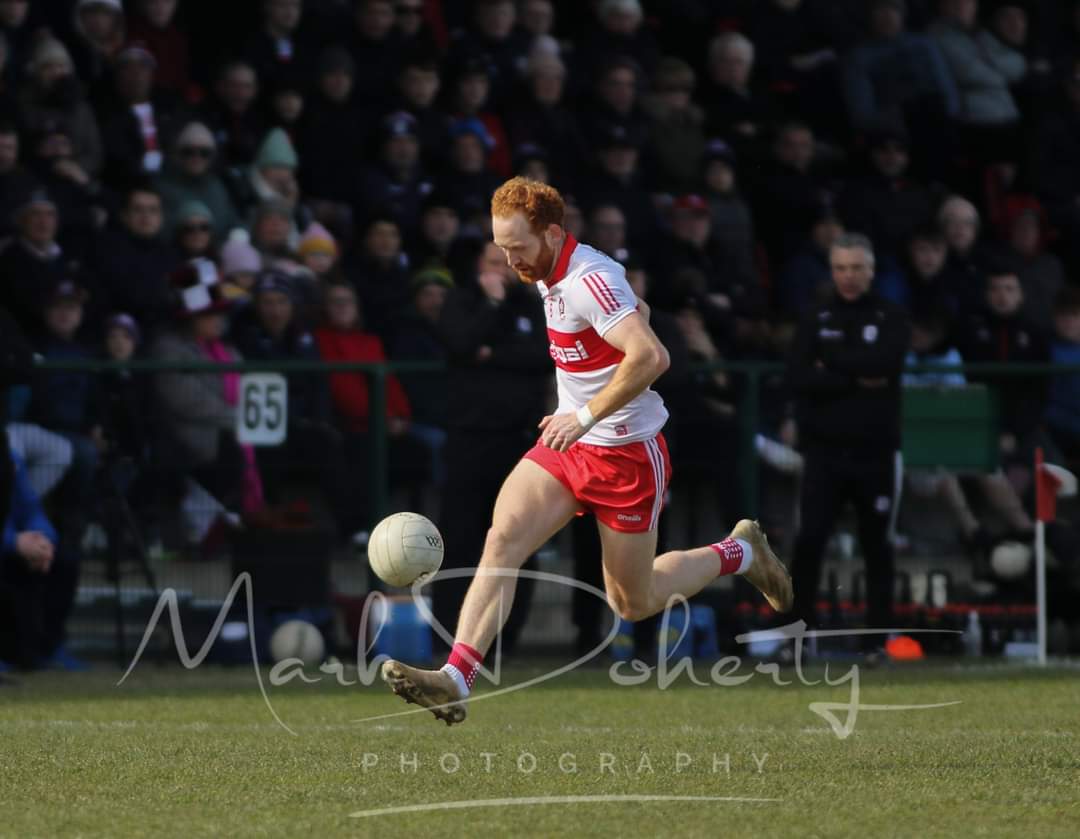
[237,373,288,446]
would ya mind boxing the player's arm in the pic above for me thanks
[539,312,668,451]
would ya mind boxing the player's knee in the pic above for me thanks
[609,591,653,622]
[480,525,527,568]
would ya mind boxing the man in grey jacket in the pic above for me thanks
[930,0,1026,125]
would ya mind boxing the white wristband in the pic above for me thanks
[576,404,596,431]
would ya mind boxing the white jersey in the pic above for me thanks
[536,234,668,446]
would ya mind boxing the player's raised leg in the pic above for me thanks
[382,459,580,724]
[599,519,793,622]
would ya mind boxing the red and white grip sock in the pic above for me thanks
[441,642,483,698]
[709,538,754,576]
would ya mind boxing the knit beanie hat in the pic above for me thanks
[254,128,298,171]
[221,233,263,276]
[297,222,338,258]
[176,199,214,227]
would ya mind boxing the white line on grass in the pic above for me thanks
[349,795,780,819]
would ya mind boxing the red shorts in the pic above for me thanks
[524,434,672,533]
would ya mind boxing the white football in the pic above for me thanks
[990,541,1033,580]
[367,512,444,587]
[269,619,325,665]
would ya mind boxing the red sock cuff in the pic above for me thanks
[447,642,483,688]
[709,538,744,576]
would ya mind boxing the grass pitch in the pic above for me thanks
[0,660,1078,838]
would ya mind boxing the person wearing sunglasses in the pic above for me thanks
[156,120,240,239]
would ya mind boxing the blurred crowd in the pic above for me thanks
[2,0,1080,563]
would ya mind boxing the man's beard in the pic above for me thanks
[515,237,556,284]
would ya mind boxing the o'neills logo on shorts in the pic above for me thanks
[550,340,590,364]
[617,513,642,522]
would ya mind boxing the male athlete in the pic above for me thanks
[382,178,792,724]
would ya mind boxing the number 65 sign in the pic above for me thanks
[237,373,288,445]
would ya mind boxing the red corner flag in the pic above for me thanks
[1035,448,1063,523]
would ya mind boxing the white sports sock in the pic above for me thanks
[441,663,470,699]
[734,538,754,575]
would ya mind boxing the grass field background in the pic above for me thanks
[1,661,1078,838]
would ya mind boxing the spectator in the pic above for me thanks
[0,186,70,333]
[394,0,440,56]
[701,32,775,165]
[585,203,629,265]
[356,111,433,234]
[127,0,190,98]
[842,0,958,137]
[432,236,548,649]
[446,0,529,108]
[89,183,177,336]
[26,281,102,540]
[746,0,846,138]
[151,260,262,522]
[0,0,37,86]
[219,234,262,305]
[313,280,428,520]
[437,118,502,225]
[346,0,403,109]
[447,57,511,178]
[512,141,551,184]
[837,125,942,261]
[787,232,910,653]
[777,205,846,318]
[23,120,99,260]
[752,121,833,264]
[1030,57,1080,273]
[938,194,989,312]
[243,0,318,90]
[929,0,1026,162]
[577,56,649,164]
[957,268,1050,466]
[391,266,453,484]
[0,122,36,240]
[200,60,267,170]
[902,309,1034,553]
[347,213,411,344]
[575,0,659,81]
[0,444,80,671]
[654,194,766,352]
[903,225,962,322]
[297,46,370,206]
[250,199,300,265]
[700,140,757,301]
[242,127,301,220]
[232,269,357,535]
[1045,288,1080,459]
[518,0,555,42]
[505,52,585,185]
[172,200,216,261]
[296,221,341,284]
[266,76,306,138]
[642,57,705,194]
[393,55,448,169]
[18,37,103,179]
[410,190,461,271]
[989,200,1064,333]
[155,120,241,239]
[580,124,655,251]
[69,0,127,101]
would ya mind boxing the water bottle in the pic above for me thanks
[691,605,719,659]
[963,610,983,657]
[610,618,635,662]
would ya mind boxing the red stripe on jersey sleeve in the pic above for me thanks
[591,274,621,312]
[583,274,615,314]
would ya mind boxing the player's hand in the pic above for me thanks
[538,412,588,452]
[16,531,54,573]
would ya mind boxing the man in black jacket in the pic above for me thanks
[432,236,550,650]
[788,232,910,645]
